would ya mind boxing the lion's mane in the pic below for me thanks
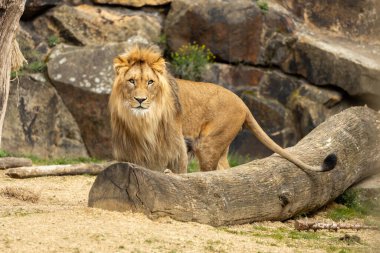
[109,45,184,171]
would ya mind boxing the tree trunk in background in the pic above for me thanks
[88,107,380,226]
[0,0,25,147]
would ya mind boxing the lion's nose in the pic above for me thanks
[134,97,147,104]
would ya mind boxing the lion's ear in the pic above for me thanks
[150,57,166,74]
[113,55,129,75]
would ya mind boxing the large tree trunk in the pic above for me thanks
[0,0,25,146]
[88,107,380,226]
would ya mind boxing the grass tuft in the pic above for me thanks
[187,154,250,173]
[47,35,60,47]
[327,188,379,221]
[0,150,102,166]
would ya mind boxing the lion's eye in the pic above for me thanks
[147,80,154,86]
[128,79,135,85]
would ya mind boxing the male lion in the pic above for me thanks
[109,44,337,173]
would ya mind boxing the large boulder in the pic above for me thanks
[165,0,294,65]
[2,74,88,158]
[47,42,132,158]
[277,0,380,42]
[92,0,171,7]
[165,0,380,97]
[274,33,380,97]
[34,4,162,46]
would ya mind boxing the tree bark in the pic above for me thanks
[0,157,32,169]
[0,0,25,147]
[88,107,380,226]
[5,163,111,178]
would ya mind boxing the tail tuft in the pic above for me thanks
[321,153,337,171]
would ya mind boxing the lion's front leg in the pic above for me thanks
[167,141,188,174]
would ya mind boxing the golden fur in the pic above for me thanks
[109,45,337,173]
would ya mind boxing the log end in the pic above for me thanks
[88,162,155,213]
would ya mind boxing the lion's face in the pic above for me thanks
[118,63,161,115]
[111,45,170,118]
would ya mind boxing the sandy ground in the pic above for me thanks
[0,170,379,253]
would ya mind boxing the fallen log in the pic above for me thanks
[5,163,111,178]
[88,107,380,226]
[0,157,32,169]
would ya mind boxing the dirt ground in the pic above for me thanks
[0,170,379,253]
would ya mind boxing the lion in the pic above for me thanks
[109,44,337,173]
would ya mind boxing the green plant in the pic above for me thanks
[0,149,10,157]
[0,150,102,165]
[327,188,379,221]
[256,0,269,12]
[170,42,215,81]
[25,156,103,165]
[187,158,200,173]
[228,153,251,167]
[26,60,46,73]
[187,154,250,173]
[158,34,167,46]
[47,35,60,47]
[11,71,21,79]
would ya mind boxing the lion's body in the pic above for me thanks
[109,45,337,173]
[178,79,248,171]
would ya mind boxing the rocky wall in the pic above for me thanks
[5,0,378,159]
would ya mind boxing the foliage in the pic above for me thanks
[10,50,47,76]
[170,42,215,81]
[10,70,24,79]
[256,0,269,12]
[227,153,251,167]
[26,60,46,73]
[0,150,101,165]
[47,35,60,47]
[327,188,379,221]
[187,158,200,173]
[187,153,250,173]
[25,155,103,165]
[0,149,10,157]
[157,34,167,48]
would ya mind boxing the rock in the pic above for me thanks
[16,24,51,71]
[47,42,132,158]
[166,0,380,97]
[277,33,380,97]
[231,89,298,158]
[47,4,162,45]
[22,0,58,20]
[353,173,380,190]
[200,65,351,156]
[201,63,264,89]
[258,70,301,106]
[277,0,380,42]
[287,83,351,137]
[92,0,171,7]
[165,0,294,65]
[2,74,88,158]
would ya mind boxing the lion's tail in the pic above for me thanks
[245,111,337,172]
